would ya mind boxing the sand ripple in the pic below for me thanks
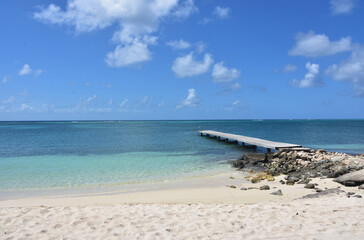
[1,196,364,240]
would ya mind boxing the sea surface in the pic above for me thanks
[1,120,364,194]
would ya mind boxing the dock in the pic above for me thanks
[199,130,303,152]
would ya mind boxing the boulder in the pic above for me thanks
[232,160,245,169]
[259,185,270,190]
[271,189,283,196]
[334,169,364,186]
[304,183,315,189]
[244,153,268,164]
[327,166,349,178]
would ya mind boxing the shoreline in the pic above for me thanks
[1,169,363,207]
[1,151,364,239]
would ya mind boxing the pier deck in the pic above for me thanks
[199,130,302,151]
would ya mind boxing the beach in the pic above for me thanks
[1,172,364,239]
[1,120,364,239]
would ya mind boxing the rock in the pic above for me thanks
[347,192,355,196]
[271,189,283,196]
[240,187,247,191]
[316,188,323,192]
[251,178,260,184]
[359,184,364,190]
[279,180,285,184]
[229,185,236,188]
[288,176,300,182]
[232,160,245,169]
[304,183,315,189]
[286,179,296,185]
[259,185,270,190]
[353,195,362,198]
[244,153,268,164]
[334,169,364,186]
[327,166,349,178]
[248,187,258,190]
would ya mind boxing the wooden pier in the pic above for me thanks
[199,130,303,152]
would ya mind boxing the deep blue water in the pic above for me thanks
[0,120,363,191]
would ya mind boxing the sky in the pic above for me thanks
[0,0,364,120]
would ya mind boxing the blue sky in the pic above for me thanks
[1,0,363,120]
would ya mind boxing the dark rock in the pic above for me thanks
[232,160,245,169]
[288,176,300,182]
[316,188,323,192]
[240,187,247,191]
[286,179,296,185]
[327,166,349,178]
[248,187,258,190]
[301,188,345,199]
[271,189,283,196]
[304,183,315,189]
[359,184,364,190]
[279,180,285,184]
[347,192,355,196]
[229,185,236,188]
[244,153,268,164]
[334,169,364,186]
[353,195,362,198]
[259,185,270,190]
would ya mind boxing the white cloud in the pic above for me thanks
[18,64,42,76]
[119,98,129,108]
[106,40,152,67]
[213,6,230,19]
[86,95,97,103]
[19,104,34,112]
[232,100,240,105]
[230,82,242,91]
[282,64,297,73]
[212,62,240,83]
[289,31,352,57]
[176,88,199,108]
[327,47,364,97]
[34,0,197,68]
[172,0,198,18]
[330,0,355,15]
[289,62,324,88]
[196,42,206,53]
[166,39,191,49]
[108,99,113,105]
[172,52,213,77]
[199,17,212,25]
[2,75,9,84]
[19,64,32,76]
[3,96,15,104]
[137,96,153,108]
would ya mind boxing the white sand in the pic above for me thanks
[1,173,364,239]
[1,195,364,240]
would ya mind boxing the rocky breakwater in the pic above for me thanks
[233,149,364,188]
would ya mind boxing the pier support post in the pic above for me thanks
[267,148,271,153]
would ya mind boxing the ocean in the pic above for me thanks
[1,120,364,193]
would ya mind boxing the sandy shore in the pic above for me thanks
[1,172,364,239]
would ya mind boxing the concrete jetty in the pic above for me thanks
[199,130,303,152]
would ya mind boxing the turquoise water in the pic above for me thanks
[0,120,364,192]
